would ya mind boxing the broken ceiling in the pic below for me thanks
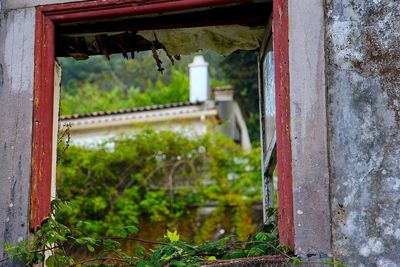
[55,1,271,60]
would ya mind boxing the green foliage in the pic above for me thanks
[58,50,265,143]
[3,200,291,266]
[60,68,189,115]
[59,50,228,116]
[3,205,347,266]
[56,129,262,241]
[59,50,225,94]
[3,200,137,266]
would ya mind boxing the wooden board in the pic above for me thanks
[273,0,295,248]
[30,8,55,231]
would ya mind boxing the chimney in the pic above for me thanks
[189,55,210,102]
[213,86,234,102]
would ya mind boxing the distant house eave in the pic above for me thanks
[59,101,219,131]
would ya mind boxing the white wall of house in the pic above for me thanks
[63,118,214,147]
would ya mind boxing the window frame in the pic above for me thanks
[257,2,294,247]
[31,0,294,249]
[272,0,294,247]
[258,20,277,216]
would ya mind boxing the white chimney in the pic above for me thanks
[189,55,210,102]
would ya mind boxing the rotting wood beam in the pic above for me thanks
[43,0,268,23]
[55,32,164,59]
[56,2,271,35]
[54,2,271,58]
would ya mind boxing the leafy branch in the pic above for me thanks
[2,199,350,266]
[1,200,295,267]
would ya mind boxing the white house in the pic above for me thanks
[59,55,252,151]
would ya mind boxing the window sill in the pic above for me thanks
[202,255,289,267]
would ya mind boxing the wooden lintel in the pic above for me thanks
[56,2,271,35]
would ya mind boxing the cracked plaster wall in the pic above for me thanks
[326,0,400,265]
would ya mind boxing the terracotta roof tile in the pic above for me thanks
[59,101,204,120]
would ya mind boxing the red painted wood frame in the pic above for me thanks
[31,0,294,247]
[273,0,294,247]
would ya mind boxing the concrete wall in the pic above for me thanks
[0,6,36,266]
[4,0,85,10]
[326,0,400,265]
[288,0,331,260]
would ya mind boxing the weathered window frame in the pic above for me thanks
[31,0,294,248]
[259,18,276,216]
[272,0,294,247]
[256,0,294,247]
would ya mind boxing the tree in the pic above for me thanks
[58,49,261,143]
[60,68,189,115]
[59,50,225,95]
[56,129,262,243]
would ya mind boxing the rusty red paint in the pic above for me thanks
[273,0,295,247]
[31,9,56,230]
[31,0,263,231]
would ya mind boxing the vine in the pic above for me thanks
[2,200,349,266]
[2,200,291,267]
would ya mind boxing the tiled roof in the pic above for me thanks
[59,101,204,120]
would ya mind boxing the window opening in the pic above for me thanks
[55,48,265,257]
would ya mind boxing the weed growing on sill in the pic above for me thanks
[2,200,298,266]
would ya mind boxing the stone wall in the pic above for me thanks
[326,0,400,265]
